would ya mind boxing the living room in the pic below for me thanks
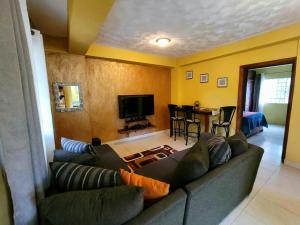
[1,0,300,225]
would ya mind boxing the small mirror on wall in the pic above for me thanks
[53,82,83,112]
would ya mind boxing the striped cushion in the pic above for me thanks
[207,136,231,169]
[50,162,122,191]
[61,137,93,153]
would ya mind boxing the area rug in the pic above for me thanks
[122,145,178,171]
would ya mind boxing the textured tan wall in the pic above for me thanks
[46,53,171,147]
[46,53,93,147]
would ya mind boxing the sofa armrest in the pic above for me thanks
[183,144,264,225]
[125,188,187,225]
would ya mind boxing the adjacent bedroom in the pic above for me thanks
[242,63,293,164]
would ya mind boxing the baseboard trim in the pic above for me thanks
[284,160,300,170]
[104,129,170,145]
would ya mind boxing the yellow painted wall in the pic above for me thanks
[86,44,177,67]
[44,40,177,68]
[172,34,300,164]
[263,103,288,125]
[68,0,116,54]
[171,40,298,134]
[286,38,300,164]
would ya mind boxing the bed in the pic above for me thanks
[242,111,268,137]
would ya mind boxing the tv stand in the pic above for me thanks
[125,116,146,123]
[118,117,155,135]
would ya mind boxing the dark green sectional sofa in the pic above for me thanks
[48,140,263,225]
[96,143,263,225]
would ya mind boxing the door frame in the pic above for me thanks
[236,57,297,163]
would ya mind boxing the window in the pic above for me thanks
[263,78,291,103]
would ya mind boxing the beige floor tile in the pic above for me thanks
[256,164,275,182]
[109,130,194,157]
[219,196,253,225]
[232,211,266,225]
[251,176,267,197]
[256,165,300,217]
[245,194,300,225]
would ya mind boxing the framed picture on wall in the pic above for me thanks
[186,71,193,80]
[217,77,228,88]
[200,73,209,83]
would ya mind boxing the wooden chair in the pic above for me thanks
[182,105,201,145]
[168,104,184,141]
[211,106,236,137]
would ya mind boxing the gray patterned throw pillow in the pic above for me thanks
[207,136,231,169]
[50,162,122,192]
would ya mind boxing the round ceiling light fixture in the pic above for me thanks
[156,38,171,47]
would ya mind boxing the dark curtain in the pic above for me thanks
[244,71,255,111]
[251,74,261,112]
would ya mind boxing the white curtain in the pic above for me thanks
[31,29,55,164]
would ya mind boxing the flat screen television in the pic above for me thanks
[118,95,154,119]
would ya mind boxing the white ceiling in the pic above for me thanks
[27,0,68,37]
[96,0,300,57]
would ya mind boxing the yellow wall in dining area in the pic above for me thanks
[171,23,300,164]
[171,39,298,132]
[286,40,300,165]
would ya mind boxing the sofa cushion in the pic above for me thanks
[39,186,144,225]
[93,145,130,171]
[50,162,122,192]
[53,150,97,165]
[120,169,169,200]
[199,132,214,142]
[172,141,209,189]
[135,150,188,184]
[169,149,189,162]
[207,136,231,169]
[61,137,93,154]
[227,132,248,158]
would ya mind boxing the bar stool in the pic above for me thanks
[182,105,201,145]
[211,106,236,137]
[168,104,184,141]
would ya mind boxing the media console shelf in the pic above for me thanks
[118,118,155,135]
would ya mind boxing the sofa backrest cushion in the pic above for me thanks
[92,145,131,171]
[50,162,122,192]
[227,131,248,158]
[39,186,144,225]
[172,140,210,189]
[207,136,231,169]
[120,169,169,200]
[53,150,97,166]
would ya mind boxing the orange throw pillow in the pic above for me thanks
[120,169,169,200]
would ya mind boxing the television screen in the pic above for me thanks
[118,95,154,119]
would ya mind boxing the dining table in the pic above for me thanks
[169,107,219,136]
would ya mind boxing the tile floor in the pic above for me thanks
[109,124,300,225]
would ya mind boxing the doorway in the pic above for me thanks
[236,58,296,163]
